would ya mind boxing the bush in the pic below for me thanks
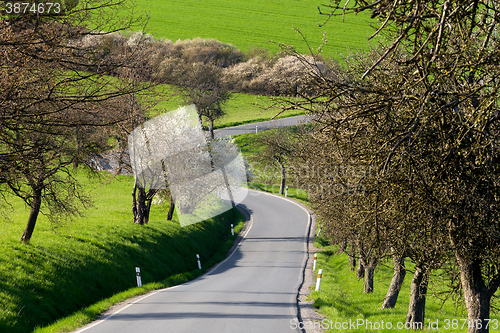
[221,58,270,94]
[221,55,334,96]
[70,32,338,97]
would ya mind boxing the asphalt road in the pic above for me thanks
[75,190,310,333]
[97,115,313,173]
[214,115,311,138]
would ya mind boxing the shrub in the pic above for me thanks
[69,32,338,97]
[221,55,334,96]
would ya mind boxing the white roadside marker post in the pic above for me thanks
[197,254,202,270]
[136,267,142,287]
[315,269,323,291]
[255,125,258,134]
[317,226,323,236]
[231,223,234,236]
[285,186,288,198]
[313,253,317,271]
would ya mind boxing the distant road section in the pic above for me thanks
[75,190,310,333]
[214,115,311,138]
[96,115,313,172]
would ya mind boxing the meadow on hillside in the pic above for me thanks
[0,172,245,333]
[131,0,378,61]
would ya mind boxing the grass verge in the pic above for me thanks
[0,172,245,333]
[308,238,500,333]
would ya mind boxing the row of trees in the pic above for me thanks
[268,1,500,332]
[226,0,500,331]
[0,1,163,243]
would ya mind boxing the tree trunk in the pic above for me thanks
[209,118,214,140]
[364,257,377,293]
[278,161,286,195]
[134,185,148,225]
[456,256,492,333]
[356,241,366,279]
[132,182,138,221]
[338,238,347,254]
[73,130,80,169]
[221,166,235,208]
[166,195,175,221]
[349,244,356,272]
[382,254,406,309]
[406,266,428,330]
[21,188,42,244]
[357,256,365,279]
[144,197,152,224]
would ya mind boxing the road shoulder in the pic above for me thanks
[297,209,326,333]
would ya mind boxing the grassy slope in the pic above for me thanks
[0,172,245,333]
[133,0,378,61]
[213,93,304,128]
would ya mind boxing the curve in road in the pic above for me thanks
[214,115,312,138]
[75,189,310,333]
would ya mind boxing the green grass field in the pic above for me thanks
[0,172,245,333]
[149,85,305,128]
[310,239,500,333]
[131,0,379,61]
[214,94,303,128]
[130,0,377,128]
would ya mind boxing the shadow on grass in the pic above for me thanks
[2,208,245,333]
[314,236,330,248]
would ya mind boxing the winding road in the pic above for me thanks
[214,115,312,138]
[75,190,310,333]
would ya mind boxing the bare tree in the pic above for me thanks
[249,127,294,195]
[177,63,231,139]
[280,1,500,331]
[0,0,156,243]
[381,251,406,309]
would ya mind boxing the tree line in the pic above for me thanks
[248,1,500,332]
[0,0,157,243]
